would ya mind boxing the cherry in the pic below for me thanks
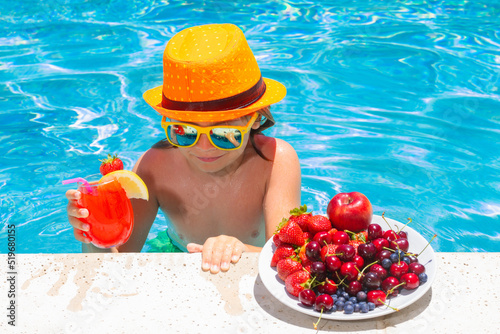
[408,262,425,275]
[401,273,420,290]
[340,262,359,281]
[383,230,399,242]
[311,261,327,281]
[390,238,409,252]
[407,255,419,263]
[317,278,337,295]
[346,280,363,296]
[366,290,386,306]
[353,255,364,269]
[381,276,401,297]
[357,242,377,260]
[299,289,317,307]
[305,241,321,261]
[313,231,332,246]
[332,231,350,245]
[372,238,390,252]
[390,261,409,279]
[336,244,356,262]
[363,272,382,291]
[369,264,388,280]
[376,249,393,262]
[314,294,333,312]
[325,255,342,272]
[367,223,383,240]
[397,230,408,239]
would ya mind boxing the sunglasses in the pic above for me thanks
[161,113,258,151]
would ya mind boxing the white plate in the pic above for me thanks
[258,215,436,320]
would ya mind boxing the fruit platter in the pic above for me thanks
[258,192,436,321]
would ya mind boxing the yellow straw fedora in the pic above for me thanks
[143,23,286,124]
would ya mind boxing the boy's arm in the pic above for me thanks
[116,152,159,252]
[262,138,302,241]
[82,152,159,253]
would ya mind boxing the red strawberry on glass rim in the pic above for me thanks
[99,154,124,176]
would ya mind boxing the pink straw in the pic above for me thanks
[62,177,93,193]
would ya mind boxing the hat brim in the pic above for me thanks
[143,78,286,123]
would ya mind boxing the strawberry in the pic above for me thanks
[99,154,124,176]
[288,205,312,232]
[349,239,363,253]
[285,270,311,297]
[307,215,332,235]
[276,258,303,281]
[320,244,340,262]
[298,243,312,267]
[272,234,283,247]
[303,231,313,242]
[271,244,295,267]
[276,218,305,246]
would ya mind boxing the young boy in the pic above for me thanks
[66,23,301,274]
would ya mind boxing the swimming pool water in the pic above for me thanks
[1,0,499,253]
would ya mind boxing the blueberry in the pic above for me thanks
[354,303,360,312]
[331,304,337,312]
[338,296,346,303]
[356,291,367,302]
[332,294,338,301]
[342,292,350,300]
[390,252,399,263]
[344,304,354,314]
[419,273,428,283]
[381,258,392,269]
[368,302,376,311]
[402,256,411,265]
[345,301,353,307]
[349,296,357,303]
[336,301,345,311]
[360,304,369,313]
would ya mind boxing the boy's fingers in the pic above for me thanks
[65,189,81,201]
[186,243,203,253]
[67,204,89,219]
[74,229,91,243]
[68,216,90,232]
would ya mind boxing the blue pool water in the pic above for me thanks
[1,0,499,253]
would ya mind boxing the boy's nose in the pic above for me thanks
[196,134,215,150]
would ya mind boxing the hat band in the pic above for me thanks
[161,76,266,112]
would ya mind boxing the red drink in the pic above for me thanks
[77,179,134,248]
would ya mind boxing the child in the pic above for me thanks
[65,23,301,274]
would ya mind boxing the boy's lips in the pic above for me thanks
[196,155,222,163]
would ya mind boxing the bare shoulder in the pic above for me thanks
[253,134,299,163]
[133,146,178,176]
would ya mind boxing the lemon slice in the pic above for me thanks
[100,170,149,200]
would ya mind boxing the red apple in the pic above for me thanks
[327,192,373,232]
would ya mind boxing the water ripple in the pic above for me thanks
[1,0,500,252]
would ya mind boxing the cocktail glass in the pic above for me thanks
[74,175,134,249]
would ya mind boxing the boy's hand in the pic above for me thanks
[187,235,247,274]
[65,189,92,244]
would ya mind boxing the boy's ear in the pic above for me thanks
[252,114,263,130]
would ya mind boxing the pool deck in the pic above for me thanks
[2,252,499,333]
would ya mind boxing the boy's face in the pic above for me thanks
[170,115,261,174]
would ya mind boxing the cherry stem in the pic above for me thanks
[356,260,379,281]
[313,308,324,330]
[381,212,393,231]
[386,282,405,297]
[378,298,400,312]
[417,234,438,257]
[398,217,412,233]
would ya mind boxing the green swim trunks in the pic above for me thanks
[146,229,183,253]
